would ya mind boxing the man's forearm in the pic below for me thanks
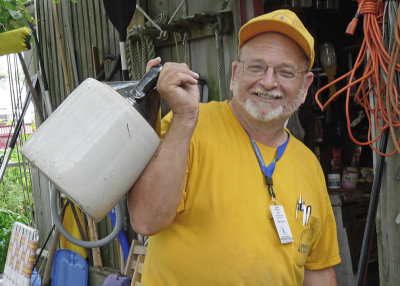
[303,267,338,286]
[128,116,195,236]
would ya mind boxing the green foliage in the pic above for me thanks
[0,0,34,33]
[0,147,33,215]
[0,209,28,273]
[0,146,32,273]
[0,0,78,33]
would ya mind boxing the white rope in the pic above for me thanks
[215,16,227,101]
[127,26,156,79]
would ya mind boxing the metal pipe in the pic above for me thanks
[356,128,389,286]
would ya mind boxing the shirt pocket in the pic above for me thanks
[289,215,321,267]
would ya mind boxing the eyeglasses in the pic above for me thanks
[237,59,308,82]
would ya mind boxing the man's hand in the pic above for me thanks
[147,57,200,125]
[303,267,338,286]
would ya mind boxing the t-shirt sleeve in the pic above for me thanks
[160,111,173,140]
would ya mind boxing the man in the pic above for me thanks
[128,9,341,285]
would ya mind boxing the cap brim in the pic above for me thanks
[239,19,313,68]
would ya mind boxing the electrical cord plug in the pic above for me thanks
[346,12,359,35]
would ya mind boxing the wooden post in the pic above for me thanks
[50,0,71,94]
[87,217,103,269]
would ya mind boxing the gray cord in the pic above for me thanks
[50,185,123,248]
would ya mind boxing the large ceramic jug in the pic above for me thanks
[21,78,160,222]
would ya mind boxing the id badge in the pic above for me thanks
[270,205,294,244]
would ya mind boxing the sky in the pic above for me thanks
[0,54,35,124]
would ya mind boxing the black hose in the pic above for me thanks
[32,224,55,270]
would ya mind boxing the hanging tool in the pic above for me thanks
[103,0,137,81]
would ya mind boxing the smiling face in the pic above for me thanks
[230,32,313,124]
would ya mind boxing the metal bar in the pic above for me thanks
[356,128,389,286]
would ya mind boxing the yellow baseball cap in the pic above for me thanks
[238,9,314,69]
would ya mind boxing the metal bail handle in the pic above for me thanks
[129,65,163,101]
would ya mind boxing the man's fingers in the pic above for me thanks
[177,72,199,86]
[146,57,162,73]
[158,71,198,94]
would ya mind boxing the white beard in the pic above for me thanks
[232,80,305,122]
[243,90,303,122]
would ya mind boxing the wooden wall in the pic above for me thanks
[376,140,400,285]
[35,0,120,108]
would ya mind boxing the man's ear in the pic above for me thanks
[230,61,239,92]
[301,71,314,104]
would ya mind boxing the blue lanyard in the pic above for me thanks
[249,133,290,203]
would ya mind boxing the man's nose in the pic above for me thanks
[259,66,279,89]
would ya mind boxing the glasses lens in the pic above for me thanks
[241,59,302,82]
[275,66,297,80]
[243,60,267,76]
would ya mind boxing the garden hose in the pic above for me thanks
[50,186,123,248]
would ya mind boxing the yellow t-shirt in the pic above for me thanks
[142,101,341,286]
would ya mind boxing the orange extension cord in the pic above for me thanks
[315,0,400,156]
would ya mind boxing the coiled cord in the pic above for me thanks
[315,0,400,156]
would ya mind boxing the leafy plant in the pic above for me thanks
[0,0,34,33]
[0,143,33,215]
[0,142,33,273]
[0,162,31,214]
[0,208,28,273]
[0,0,78,33]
